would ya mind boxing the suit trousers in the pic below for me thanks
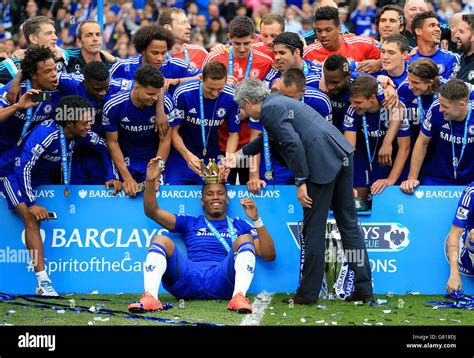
[298,155,373,301]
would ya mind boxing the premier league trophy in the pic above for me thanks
[324,220,344,300]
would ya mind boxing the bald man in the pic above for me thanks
[447,13,465,54]
[403,0,429,47]
[402,0,451,48]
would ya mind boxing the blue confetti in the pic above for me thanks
[428,290,474,309]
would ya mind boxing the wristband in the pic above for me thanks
[253,217,264,228]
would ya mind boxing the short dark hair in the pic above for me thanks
[272,32,304,56]
[462,14,474,33]
[76,20,101,40]
[158,7,185,27]
[439,79,470,102]
[21,45,55,82]
[55,95,94,127]
[202,61,227,81]
[408,57,440,92]
[83,61,110,82]
[201,182,227,195]
[132,26,174,54]
[229,16,255,38]
[324,54,351,74]
[261,14,285,32]
[383,34,410,53]
[281,68,306,91]
[134,64,164,89]
[412,11,437,35]
[22,16,55,45]
[375,5,406,30]
[314,6,340,27]
[349,75,379,99]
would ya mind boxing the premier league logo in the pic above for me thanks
[90,132,100,145]
[422,120,432,131]
[343,115,354,127]
[437,64,445,75]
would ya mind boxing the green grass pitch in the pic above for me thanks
[1,293,473,326]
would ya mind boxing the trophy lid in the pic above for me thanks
[200,159,225,184]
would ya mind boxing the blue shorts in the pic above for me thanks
[162,247,236,300]
[0,174,25,210]
[165,150,204,185]
[353,152,392,188]
[71,151,107,185]
[120,159,149,183]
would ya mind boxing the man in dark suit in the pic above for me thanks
[232,78,373,304]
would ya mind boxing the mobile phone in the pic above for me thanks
[31,91,53,103]
[47,212,58,220]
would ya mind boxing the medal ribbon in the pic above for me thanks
[204,217,237,253]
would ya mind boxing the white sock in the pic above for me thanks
[232,243,256,297]
[144,243,167,300]
[35,270,49,283]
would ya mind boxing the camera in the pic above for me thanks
[31,91,53,103]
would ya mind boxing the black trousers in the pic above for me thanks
[298,155,372,301]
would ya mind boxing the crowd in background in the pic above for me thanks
[0,0,472,60]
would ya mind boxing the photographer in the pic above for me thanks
[0,45,61,157]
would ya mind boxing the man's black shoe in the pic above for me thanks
[281,293,317,305]
[344,291,374,304]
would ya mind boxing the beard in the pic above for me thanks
[458,40,472,54]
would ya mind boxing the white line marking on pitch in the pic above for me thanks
[240,291,274,326]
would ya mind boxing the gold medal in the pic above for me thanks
[203,148,207,156]
[64,188,70,198]
[264,170,273,180]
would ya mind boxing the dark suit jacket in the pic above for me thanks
[242,93,354,185]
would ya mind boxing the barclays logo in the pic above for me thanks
[361,223,410,252]
[33,190,55,198]
[287,222,411,252]
[78,189,87,199]
[414,189,463,199]
[158,190,202,199]
[77,189,126,199]
[231,190,280,199]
